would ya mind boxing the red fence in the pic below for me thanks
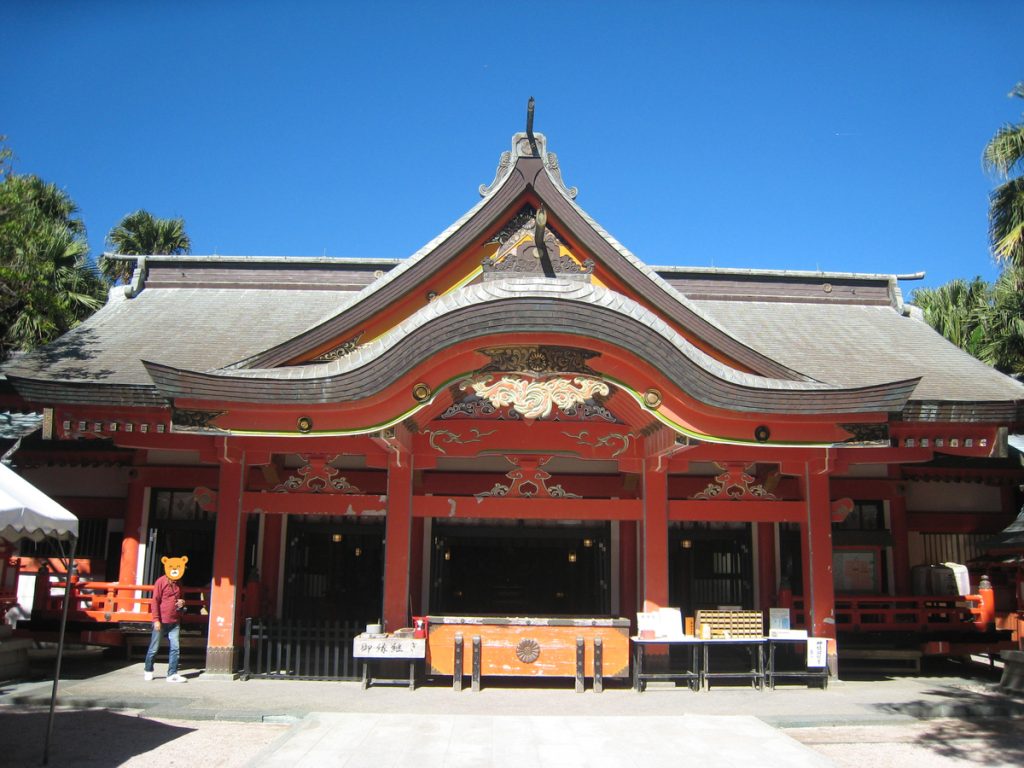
[791,593,987,633]
[34,579,209,625]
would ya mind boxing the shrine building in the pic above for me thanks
[3,118,1023,678]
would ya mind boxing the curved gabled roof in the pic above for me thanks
[142,277,918,414]
[236,132,807,381]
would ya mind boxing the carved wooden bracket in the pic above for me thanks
[690,462,778,501]
[476,455,581,499]
[272,455,362,494]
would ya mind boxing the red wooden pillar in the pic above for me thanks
[118,475,146,585]
[641,458,669,607]
[382,449,413,632]
[260,513,283,617]
[619,521,638,625]
[888,467,910,595]
[756,522,776,610]
[802,461,836,642]
[206,446,246,675]
[408,517,425,617]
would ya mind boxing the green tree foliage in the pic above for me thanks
[0,139,106,358]
[984,83,1024,267]
[910,277,990,360]
[976,266,1024,375]
[912,267,1024,378]
[101,209,191,283]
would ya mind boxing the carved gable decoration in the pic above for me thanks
[439,389,619,423]
[460,374,610,421]
[310,332,365,364]
[442,350,618,422]
[482,205,593,278]
[481,346,598,375]
[273,455,362,494]
[172,408,225,432]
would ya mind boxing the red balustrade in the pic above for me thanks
[790,593,985,633]
[36,579,209,626]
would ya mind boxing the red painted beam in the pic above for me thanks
[415,495,642,520]
[413,420,642,464]
[906,511,1014,534]
[243,492,387,516]
[668,499,807,522]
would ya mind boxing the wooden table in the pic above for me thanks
[700,637,765,690]
[631,637,701,692]
[766,637,829,689]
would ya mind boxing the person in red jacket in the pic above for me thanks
[143,555,189,683]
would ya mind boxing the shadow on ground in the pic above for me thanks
[23,646,138,682]
[907,716,1024,766]
[0,708,195,768]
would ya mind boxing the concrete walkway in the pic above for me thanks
[253,713,831,768]
[3,654,1023,767]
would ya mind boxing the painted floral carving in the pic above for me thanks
[460,375,609,420]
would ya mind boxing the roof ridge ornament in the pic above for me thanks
[543,152,578,200]
[480,99,577,198]
[526,96,538,156]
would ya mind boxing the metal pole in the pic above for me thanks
[43,536,77,766]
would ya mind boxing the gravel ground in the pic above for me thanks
[787,717,1024,768]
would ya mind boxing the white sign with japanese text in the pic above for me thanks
[806,637,828,668]
[353,636,426,659]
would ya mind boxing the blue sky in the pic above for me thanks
[2,1,1021,292]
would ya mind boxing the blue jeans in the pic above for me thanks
[144,623,180,676]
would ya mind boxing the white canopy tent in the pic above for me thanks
[0,463,78,543]
[0,462,78,766]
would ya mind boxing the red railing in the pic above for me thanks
[791,593,986,633]
[36,579,209,626]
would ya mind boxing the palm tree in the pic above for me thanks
[0,165,106,357]
[2,220,105,353]
[977,265,1024,376]
[984,83,1024,267]
[910,277,991,359]
[101,210,191,283]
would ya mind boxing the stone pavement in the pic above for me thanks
[255,713,831,768]
[2,653,1023,767]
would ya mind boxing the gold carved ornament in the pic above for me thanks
[459,375,610,420]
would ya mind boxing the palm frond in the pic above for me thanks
[983,124,1024,178]
[989,177,1024,265]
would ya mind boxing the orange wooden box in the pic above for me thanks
[425,616,631,678]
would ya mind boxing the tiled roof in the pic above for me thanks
[690,299,1024,402]
[142,278,918,414]
[3,285,353,393]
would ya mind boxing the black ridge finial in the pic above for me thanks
[526,97,537,155]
